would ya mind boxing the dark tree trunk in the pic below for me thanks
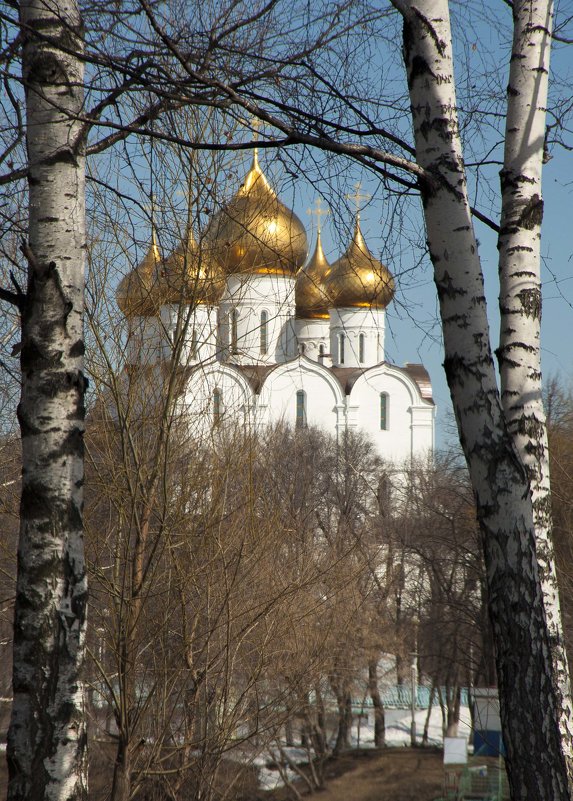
[110,739,132,801]
[422,684,435,746]
[368,659,386,747]
[332,683,352,754]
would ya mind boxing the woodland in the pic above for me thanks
[1,1,573,800]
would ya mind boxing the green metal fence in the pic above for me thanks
[440,764,509,801]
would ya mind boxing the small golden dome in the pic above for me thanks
[117,233,163,318]
[295,232,331,320]
[159,226,225,306]
[325,219,395,309]
[205,152,308,276]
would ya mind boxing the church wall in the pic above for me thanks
[329,307,385,368]
[126,315,164,366]
[256,360,343,435]
[180,365,254,440]
[160,303,218,365]
[349,368,434,464]
[294,317,330,361]
[219,273,296,364]
[410,405,435,454]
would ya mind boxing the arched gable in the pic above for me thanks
[349,363,425,406]
[257,356,345,433]
[180,363,255,438]
[348,363,434,462]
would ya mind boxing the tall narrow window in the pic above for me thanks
[230,309,238,353]
[339,333,345,365]
[359,333,365,364]
[319,343,325,357]
[190,328,198,360]
[213,388,222,426]
[296,390,307,429]
[260,310,268,354]
[380,393,389,431]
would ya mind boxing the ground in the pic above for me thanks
[0,704,496,800]
[264,747,447,801]
[0,743,506,800]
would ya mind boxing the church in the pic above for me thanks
[116,150,435,463]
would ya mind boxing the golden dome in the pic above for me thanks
[325,219,395,309]
[295,231,331,320]
[205,152,308,276]
[117,233,163,318]
[159,226,225,306]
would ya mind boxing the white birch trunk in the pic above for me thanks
[497,0,573,779]
[394,0,571,797]
[7,2,88,799]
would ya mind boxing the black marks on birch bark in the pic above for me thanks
[518,286,541,319]
[69,339,84,358]
[412,7,447,56]
[436,270,467,300]
[26,53,68,88]
[519,194,544,229]
[407,54,434,89]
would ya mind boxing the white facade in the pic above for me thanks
[219,273,297,364]
[329,307,386,368]
[178,345,434,464]
[160,303,218,365]
[119,157,435,465]
[294,318,330,362]
[165,277,435,464]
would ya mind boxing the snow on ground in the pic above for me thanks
[357,705,472,748]
[256,705,472,790]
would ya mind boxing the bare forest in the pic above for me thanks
[2,1,573,800]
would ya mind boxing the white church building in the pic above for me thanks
[116,151,435,462]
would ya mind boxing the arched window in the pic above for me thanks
[260,310,268,354]
[213,388,222,426]
[230,308,238,353]
[190,328,198,360]
[339,333,345,365]
[359,333,365,364]
[296,390,307,429]
[380,392,389,431]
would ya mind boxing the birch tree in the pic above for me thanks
[391,1,572,797]
[4,1,88,799]
[2,1,573,798]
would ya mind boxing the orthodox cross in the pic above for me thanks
[239,115,264,155]
[250,115,263,141]
[306,197,330,234]
[346,181,371,220]
[142,195,159,246]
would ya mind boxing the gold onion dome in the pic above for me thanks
[325,219,395,309]
[159,225,225,306]
[205,151,308,276]
[295,231,331,319]
[116,233,163,318]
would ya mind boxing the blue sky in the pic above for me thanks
[93,2,573,452]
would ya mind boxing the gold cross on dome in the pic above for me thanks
[346,181,372,220]
[306,197,330,234]
[240,115,264,144]
[239,115,265,163]
[250,115,263,141]
[142,193,157,235]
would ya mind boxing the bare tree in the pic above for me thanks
[3,3,88,799]
[3,2,573,798]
